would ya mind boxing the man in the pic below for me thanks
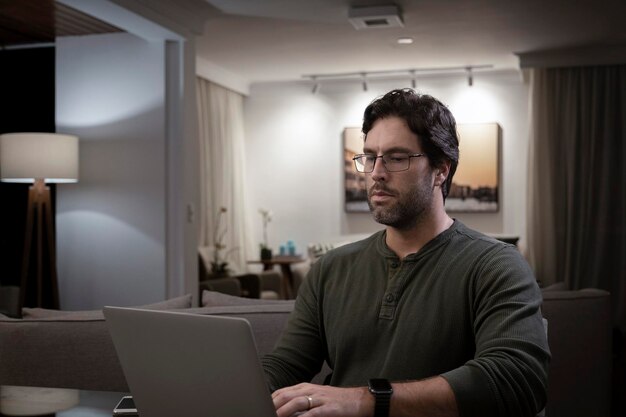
[262,89,550,417]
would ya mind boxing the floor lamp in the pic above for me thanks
[0,133,79,309]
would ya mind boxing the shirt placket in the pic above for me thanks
[378,258,403,320]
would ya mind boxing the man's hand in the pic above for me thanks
[271,377,458,417]
[271,383,374,417]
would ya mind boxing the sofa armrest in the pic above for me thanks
[199,278,242,297]
[0,286,21,318]
[541,288,611,417]
[260,271,282,294]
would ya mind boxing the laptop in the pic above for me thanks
[103,306,278,417]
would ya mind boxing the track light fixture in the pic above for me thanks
[466,67,473,87]
[311,76,320,94]
[303,64,491,94]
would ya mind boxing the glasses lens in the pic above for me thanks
[382,153,410,172]
[354,155,368,172]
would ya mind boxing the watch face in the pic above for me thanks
[369,378,393,394]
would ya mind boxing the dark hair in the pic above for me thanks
[362,88,459,199]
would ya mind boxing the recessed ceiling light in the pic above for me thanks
[397,37,414,45]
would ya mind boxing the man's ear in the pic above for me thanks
[433,160,451,187]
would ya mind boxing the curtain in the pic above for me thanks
[527,65,626,331]
[196,78,253,275]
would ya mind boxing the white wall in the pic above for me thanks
[56,33,167,309]
[244,70,530,255]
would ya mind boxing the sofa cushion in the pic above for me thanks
[139,294,193,309]
[541,282,568,291]
[201,290,294,307]
[21,294,193,320]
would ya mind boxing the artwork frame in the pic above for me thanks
[445,123,501,213]
[343,123,501,214]
[343,127,368,212]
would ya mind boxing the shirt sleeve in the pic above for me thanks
[441,246,550,417]
[261,260,327,391]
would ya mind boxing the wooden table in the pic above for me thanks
[248,256,306,299]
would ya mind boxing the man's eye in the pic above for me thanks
[388,155,407,162]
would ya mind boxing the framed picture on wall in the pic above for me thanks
[344,127,368,212]
[445,123,501,212]
[344,123,501,213]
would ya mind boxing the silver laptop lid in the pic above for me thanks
[104,306,277,417]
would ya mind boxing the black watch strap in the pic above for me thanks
[368,379,393,417]
[374,393,391,417]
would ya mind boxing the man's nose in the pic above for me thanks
[370,156,388,181]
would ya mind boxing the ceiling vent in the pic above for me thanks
[348,5,404,30]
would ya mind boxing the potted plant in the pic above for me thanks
[259,208,273,260]
[210,207,236,277]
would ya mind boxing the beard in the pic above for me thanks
[367,177,434,230]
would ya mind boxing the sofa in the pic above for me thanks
[540,287,612,417]
[198,250,284,299]
[0,288,612,417]
[198,271,284,300]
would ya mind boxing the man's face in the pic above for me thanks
[364,116,436,229]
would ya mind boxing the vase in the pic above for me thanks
[260,247,272,260]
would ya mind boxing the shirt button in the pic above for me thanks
[385,294,395,303]
[390,261,399,268]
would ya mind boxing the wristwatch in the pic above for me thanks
[368,378,393,417]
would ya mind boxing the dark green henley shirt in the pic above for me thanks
[262,220,550,417]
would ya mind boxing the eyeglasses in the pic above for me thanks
[352,153,425,173]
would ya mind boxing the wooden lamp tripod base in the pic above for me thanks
[20,178,59,309]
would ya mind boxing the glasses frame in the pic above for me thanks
[352,153,425,173]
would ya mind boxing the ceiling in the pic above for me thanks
[0,0,624,86]
[197,0,626,84]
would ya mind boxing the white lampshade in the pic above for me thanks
[0,133,79,183]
